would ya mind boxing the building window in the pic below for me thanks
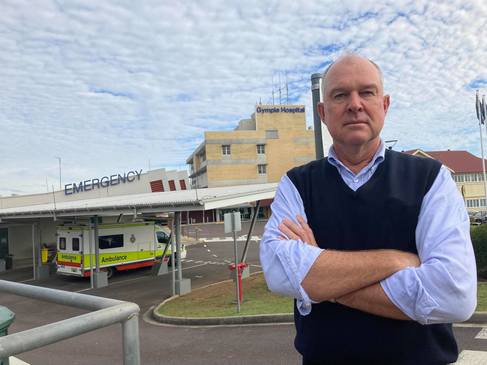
[455,174,464,183]
[466,198,485,208]
[258,164,267,175]
[150,180,164,192]
[179,179,187,190]
[257,144,265,154]
[168,180,176,191]
[222,145,231,155]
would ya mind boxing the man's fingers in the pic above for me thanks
[281,218,306,241]
[278,223,300,240]
[296,214,318,246]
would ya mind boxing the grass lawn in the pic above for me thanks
[157,273,293,317]
[478,282,487,311]
[156,273,487,317]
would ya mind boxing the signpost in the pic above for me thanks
[224,212,242,313]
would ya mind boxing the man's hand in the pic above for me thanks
[278,215,318,247]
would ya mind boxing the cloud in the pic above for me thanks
[1,0,487,194]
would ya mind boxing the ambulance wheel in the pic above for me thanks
[105,267,115,279]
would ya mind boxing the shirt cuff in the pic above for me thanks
[381,268,439,325]
[276,241,322,316]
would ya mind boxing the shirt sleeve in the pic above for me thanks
[260,174,323,316]
[381,166,477,324]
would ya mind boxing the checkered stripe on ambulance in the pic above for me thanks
[56,222,186,277]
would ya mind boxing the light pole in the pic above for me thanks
[55,157,61,191]
[475,91,487,210]
[311,73,324,159]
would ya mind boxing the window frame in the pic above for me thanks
[222,144,231,155]
[98,234,124,250]
[59,237,66,251]
[72,237,80,251]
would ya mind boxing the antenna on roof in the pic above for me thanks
[271,75,275,105]
[278,72,282,105]
[286,72,289,104]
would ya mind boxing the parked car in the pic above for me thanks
[470,211,487,225]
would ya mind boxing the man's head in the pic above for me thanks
[318,53,390,150]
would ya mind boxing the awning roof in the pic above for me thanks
[0,183,277,219]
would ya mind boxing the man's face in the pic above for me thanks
[318,57,390,148]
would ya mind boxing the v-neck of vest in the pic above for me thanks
[326,152,388,195]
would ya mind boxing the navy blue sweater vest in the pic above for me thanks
[287,150,457,365]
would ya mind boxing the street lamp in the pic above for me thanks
[311,73,324,159]
[475,91,487,210]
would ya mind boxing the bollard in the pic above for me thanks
[228,262,248,302]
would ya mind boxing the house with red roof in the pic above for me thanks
[404,149,487,211]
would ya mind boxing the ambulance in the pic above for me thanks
[56,222,186,278]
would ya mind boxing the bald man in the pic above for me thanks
[260,54,477,365]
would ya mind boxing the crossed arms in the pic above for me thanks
[279,215,418,320]
[260,169,477,324]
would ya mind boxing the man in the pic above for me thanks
[260,53,477,365]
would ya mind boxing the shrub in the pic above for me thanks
[471,225,487,279]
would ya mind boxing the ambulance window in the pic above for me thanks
[157,231,169,244]
[72,238,80,251]
[59,237,66,250]
[99,234,124,249]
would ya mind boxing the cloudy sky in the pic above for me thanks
[1,0,486,195]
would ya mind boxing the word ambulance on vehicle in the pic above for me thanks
[56,222,186,278]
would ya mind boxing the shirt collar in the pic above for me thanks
[327,140,386,175]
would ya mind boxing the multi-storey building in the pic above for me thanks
[405,149,487,211]
[187,104,316,189]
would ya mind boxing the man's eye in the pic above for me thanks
[361,90,375,96]
[333,93,345,99]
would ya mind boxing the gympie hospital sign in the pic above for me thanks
[256,106,305,114]
[64,170,143,195]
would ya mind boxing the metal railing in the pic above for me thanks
[0,280,140,364]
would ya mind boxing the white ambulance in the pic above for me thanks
[56,222,186,278]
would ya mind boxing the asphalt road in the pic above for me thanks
[1,223,486,364]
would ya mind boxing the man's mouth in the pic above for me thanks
[345,120,368,125]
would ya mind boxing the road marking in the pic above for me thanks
[19,278,35,283]
[181,263,209,270]
[453,350,487,364]
[475,327,487,339]
[201,236,261,243]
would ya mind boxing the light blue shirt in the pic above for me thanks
[260,141,477,324]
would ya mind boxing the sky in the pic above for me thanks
[1,0,487,195]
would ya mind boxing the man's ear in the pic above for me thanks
[317,102,326,125]
[383,95,390,115]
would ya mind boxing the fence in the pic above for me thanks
[0,280,140,365]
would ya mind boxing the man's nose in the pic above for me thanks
[347,92,363,112]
